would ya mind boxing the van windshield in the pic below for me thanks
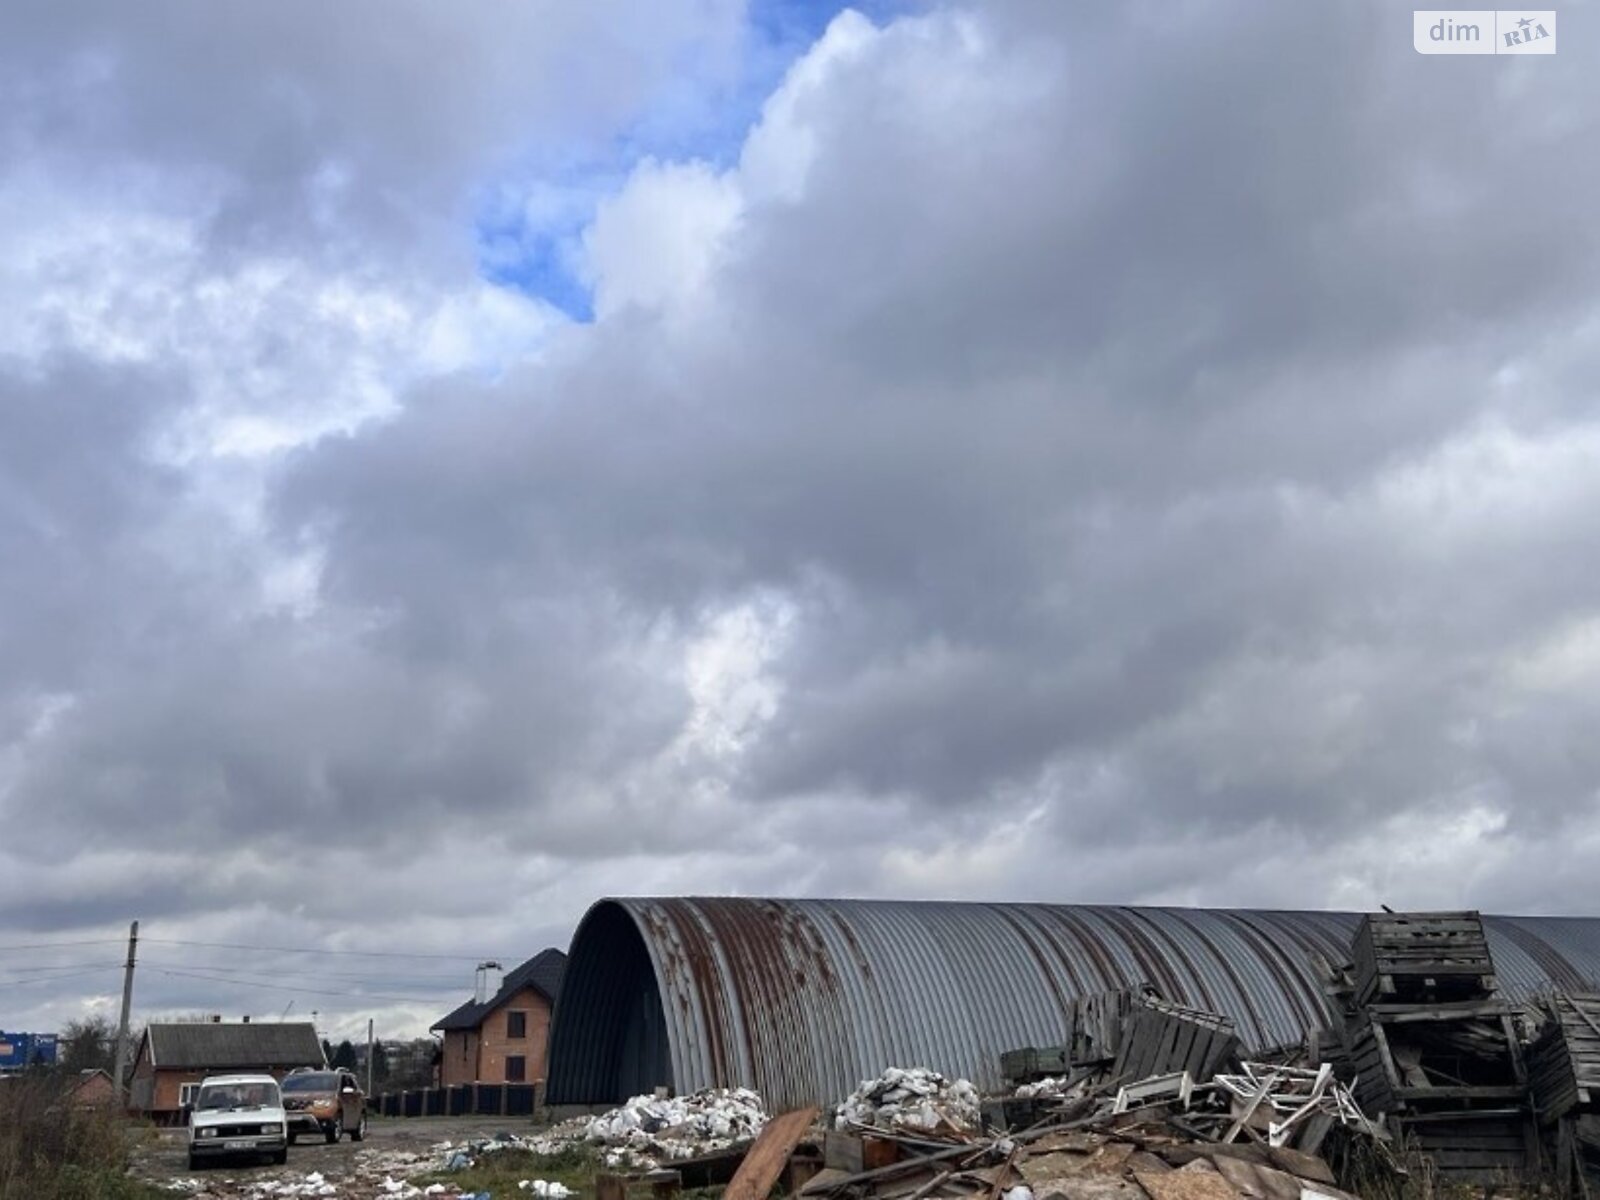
[196,1082,279,1111]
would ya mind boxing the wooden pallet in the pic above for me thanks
[1352,911,1498,1005]
[1111,996,1239,1084]
[1529,993,1600,1124]
[1075,988,1136,1065]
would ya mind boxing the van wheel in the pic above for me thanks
[187,1152,201,1171]
[325,1116,342,1144]
[351,1113,366,1142]
[287,1132,298,1146]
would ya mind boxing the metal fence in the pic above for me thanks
[375,1082,542,1119]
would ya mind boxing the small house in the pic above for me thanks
[69,1068,116,1108]
[129,1020,324,1122]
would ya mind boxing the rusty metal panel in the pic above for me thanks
[545,899,1600,1111]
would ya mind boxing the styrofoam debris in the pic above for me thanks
[1004,1187,1035,1200]
[245,1175,341,1198]
[517,1183,574,1199]
[834,1067,981,1134]
[516,1087,767,1170]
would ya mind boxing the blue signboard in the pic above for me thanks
[0,1031,59,1069]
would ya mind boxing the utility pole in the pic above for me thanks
[366,1018,375,1097]
[112,919,139,1104]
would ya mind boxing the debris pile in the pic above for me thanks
[580,1088,767,1167]
[796,1089,1377,1200]
[834,1068,982,1135]
[584,1087,767,1146]
[506,1087,770,1169]
[792,982,1396,1200]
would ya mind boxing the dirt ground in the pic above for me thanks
[132,1115,535,1197]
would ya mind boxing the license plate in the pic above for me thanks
[223,1140,252,1149]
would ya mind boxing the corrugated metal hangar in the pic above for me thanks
[545,897,1600,1111]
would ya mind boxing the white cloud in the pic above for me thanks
[6,0,1600,1039]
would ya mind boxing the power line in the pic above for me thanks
[0,938,126,952]
[140,959,470,987]
[0,968,122,987]
[0,966,123,979]
[152,966,440,1006]
[144,938,504,961]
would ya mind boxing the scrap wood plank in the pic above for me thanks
[903,1170,956,1200]
[1033,1178,1149,1200]
[810,1140,987,1195]
[1080,1142,1137,1176]
[1263,1146,1334,1186]
[1560,993,1600,1044]
[801,1169,856,1196]
[724,1106,821,1200]
[1207,1157,1300,1200]
[1134,1166,1240,1200]
[1019,1152,1092,1190]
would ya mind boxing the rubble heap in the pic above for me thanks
[834,1068,983,1135]
[518,1087,769,1169]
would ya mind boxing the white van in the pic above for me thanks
[187,1073,290,1169]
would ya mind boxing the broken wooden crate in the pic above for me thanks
[1343,997,1528,1118]
[1528,992,1600,1125]
[1351,911,1498,1005]
[1112,997,1240,1086]
[1386,1109,1537,1185]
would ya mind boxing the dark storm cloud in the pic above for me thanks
[279,1,1600,853]
[0,357,183,690]
[6,0,1600,1033]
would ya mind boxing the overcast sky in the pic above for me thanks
[2,0,1597,1042]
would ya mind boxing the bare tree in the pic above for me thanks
[58,1015,116,1073]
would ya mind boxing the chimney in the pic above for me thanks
[242,1015,250,1024]
[212,1014,222,1023]
[473,961,504,1005]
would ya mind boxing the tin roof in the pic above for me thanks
[545,898,1600,1110]
[142,1022,324,1071]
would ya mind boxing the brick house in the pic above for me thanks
[431,949,565,1087]
[129,1021,325,1123]
[70,1068,116,1108]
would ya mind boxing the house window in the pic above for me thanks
[506,1055,526,1082]
[507,1011,527,1039]
[179,1082,202,1107]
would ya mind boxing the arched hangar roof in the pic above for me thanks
[546,897,1600,1110]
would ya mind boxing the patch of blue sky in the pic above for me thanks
[474,0,915,322]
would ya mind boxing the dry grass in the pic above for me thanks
[0,1073,166,1200]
